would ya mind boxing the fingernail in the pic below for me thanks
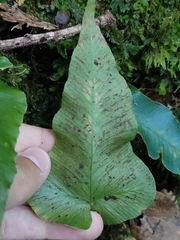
[18,147,50,173]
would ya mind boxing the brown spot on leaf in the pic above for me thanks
[104,196,110,201]
[79,163,84,169]
[104,195,117,201]
[94,59,99,65]
[111,196,117,200]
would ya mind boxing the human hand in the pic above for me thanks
[1,124,103,239]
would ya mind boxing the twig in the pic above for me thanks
[0,11,116,51]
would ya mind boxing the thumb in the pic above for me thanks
[6,147,51,210]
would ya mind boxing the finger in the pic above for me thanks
[2,206,103,240]
[15,123,55,153]
[46,211,104,240]
[6,147,51,210]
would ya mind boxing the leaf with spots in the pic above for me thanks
[29,0,156,229]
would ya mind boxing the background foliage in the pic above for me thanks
[1,0,180,127]
[29,0,155,229]
[0,78,26,230]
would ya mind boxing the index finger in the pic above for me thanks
[15,124,55,153]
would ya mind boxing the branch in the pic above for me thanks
[0,11,116,51]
